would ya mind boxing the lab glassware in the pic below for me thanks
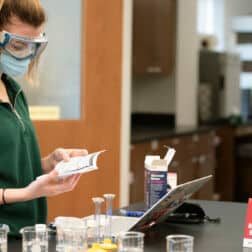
[54,216,86,252]
[103,193,115,239]
[20,224,48,252]
[0,224,9,252]
[117,231,144,252]
[61,226,87,252]
[166,235,194,252]
[92,197,104,243]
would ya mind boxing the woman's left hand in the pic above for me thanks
[41,148,88,173]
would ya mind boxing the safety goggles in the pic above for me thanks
[0,30,48,60]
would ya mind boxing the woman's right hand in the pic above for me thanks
[24,169,81,200]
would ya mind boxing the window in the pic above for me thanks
[20,0,83,120]
[197,0,214,35]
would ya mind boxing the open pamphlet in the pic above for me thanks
[55,150,106,177]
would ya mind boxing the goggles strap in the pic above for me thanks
[0,33,10,48]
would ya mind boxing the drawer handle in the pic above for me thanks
[192,134,199,142]
[198,155,207,164]
[146,66,162,73]
[192,156,198,163]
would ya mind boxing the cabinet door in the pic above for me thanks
[215,127,235,201]
[160,136,196,185]
[130,139,165,203]
[132,0,176,74]
[192,132,215,200]
[159,136,192,163]
[196,153,215,199]
[130,142,152,203]
[169,159,195,184]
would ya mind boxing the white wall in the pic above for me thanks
[225,0,252,51]
[175,0,198,127]
[132,75,175,114]
[120,0,133,207]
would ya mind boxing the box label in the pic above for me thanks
[145,170,167,209]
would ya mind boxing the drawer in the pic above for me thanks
[168,159,195,184]
[190,132,215,156]
[159,136,193,162]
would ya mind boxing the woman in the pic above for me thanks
[0,0,87,236]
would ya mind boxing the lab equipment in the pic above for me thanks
[92,197,104,243]
[166,234,194,252]
[103,194,115,239]
[100,238,117,251]
[20,224,48,252]
[117,231,144,252]
[54,216,87,252]
[0,224,9,252]
[0,30,48,60]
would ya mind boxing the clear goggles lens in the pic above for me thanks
[0,31,48,60]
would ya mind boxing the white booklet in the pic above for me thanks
[55,150,106,177]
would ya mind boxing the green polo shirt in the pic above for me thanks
[0,74,47,236]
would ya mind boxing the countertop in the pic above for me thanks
[131,125,215,143]
[130,113,252,143]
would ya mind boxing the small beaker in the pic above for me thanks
[0,224,9,252]
[20,224,48,252]
[166,234,194,252]
[54,216,87,252]
[117,231,144,252]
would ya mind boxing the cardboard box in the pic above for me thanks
[144,156,169,209]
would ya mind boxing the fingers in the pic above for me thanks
[31,171,81,198]
[51,148,88,164]
[70,174,81,188]
[48,169,59,180]
[56,148,71,162]
[48,148,69,164]
[67,149,88,158]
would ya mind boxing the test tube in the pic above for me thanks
[92,197,104,243]
[103,194,115,239]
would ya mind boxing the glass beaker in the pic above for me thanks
[0,224,9,252]
[20,224,48,252]
[54,216,87,252]
[166,234,194,252]
[117,231,144,252]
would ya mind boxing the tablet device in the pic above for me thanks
[109,175,212,234]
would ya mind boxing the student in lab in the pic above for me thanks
[0,0,88,236]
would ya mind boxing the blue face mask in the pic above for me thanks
[0,52,31,77]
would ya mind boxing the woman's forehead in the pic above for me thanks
[3,16,44,38]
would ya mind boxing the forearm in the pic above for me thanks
[0,188,30,204]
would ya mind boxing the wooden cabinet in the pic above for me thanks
[214,125,252,202]
[213,126,235,201]
[132,0,176,75]
[130,131,216,204]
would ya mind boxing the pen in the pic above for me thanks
[120,209,145,217]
